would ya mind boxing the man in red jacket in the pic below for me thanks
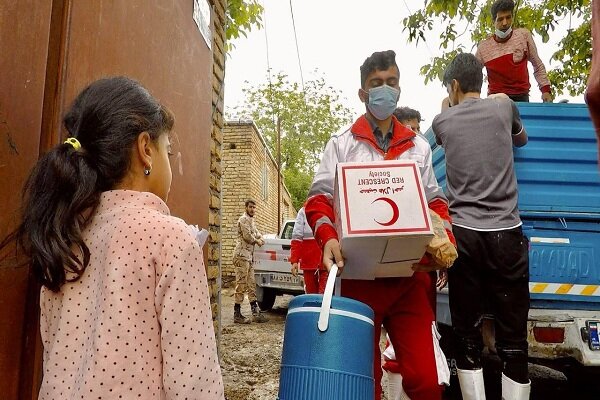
[289,207,328,294]
[476,0,553,102]
[305,50,454,400]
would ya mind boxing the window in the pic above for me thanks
[281,221,295,239]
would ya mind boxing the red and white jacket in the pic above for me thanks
[476,28,551,96]
[305,115,455,258]
[289,207,323,271]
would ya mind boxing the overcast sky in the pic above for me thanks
[224,0,585,128]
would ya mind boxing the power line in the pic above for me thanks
[261,0,278,129]
[288,0,306,93]
[401,0,435,58]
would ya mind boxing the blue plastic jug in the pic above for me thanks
[278,265,375,400]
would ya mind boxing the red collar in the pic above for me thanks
[350,115,416,160]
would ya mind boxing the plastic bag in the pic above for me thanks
[426,210,458,268]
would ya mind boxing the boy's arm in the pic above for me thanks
[511,101,528,147]
[289,209,306,264]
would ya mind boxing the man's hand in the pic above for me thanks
[436,270,448,290]
[542,92,553,103]
[412,258,447,273]
[322,239,344,275]
[291,262,299,277]
[441,96,451,111]
[256,238,265,247]
[488,92,509,100]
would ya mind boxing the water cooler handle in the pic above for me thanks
[318,263,338,332]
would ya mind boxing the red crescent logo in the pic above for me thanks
[371,197,400,226]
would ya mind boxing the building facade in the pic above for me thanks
[221,121,297,281]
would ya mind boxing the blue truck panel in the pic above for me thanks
[523,219,600,306]
[515,103,600,216]
[425,102,600,307]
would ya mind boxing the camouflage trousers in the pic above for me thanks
[233,257,257,304]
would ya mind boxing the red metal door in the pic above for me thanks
[0,1,54,398]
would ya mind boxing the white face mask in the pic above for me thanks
[495,25,513,39]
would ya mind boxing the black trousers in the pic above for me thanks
[448,225,530,382]
[507,93,530,102]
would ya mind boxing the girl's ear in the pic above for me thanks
[136,132,153,170]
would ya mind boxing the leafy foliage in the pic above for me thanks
[226,0,264,50]
[403,0,591,96]
[231,73,353,209]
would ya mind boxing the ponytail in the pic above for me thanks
[16,142,100,291]
[0,76,174,292]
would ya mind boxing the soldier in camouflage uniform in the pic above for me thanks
[233,199,268,323]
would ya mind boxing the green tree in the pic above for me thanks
[403,0,591,96]
[232,73,353,209]
[226,0,264,50]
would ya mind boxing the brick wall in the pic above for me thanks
[208,0,226,337]
[222,121,296,281]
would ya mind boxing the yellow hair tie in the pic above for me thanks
[64,137,81,150]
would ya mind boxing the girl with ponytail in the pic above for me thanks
[2,77,224,399]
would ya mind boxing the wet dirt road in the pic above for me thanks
[219,289,600,399]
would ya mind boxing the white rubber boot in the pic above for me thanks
[457,368,486,400]
[501,373,531,400]
[387,372,410,400]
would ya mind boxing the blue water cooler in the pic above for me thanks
[278,265,375,400]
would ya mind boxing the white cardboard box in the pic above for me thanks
[333,160,433,280]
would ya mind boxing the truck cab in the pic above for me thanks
[253,220,305,310]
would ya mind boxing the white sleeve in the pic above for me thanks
[291,208,306,241]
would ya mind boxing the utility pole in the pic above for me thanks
[277,116,281,233]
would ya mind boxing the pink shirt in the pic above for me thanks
[39,190,224,399]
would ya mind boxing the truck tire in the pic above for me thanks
[564,364,600,390]
[258,288,276,311]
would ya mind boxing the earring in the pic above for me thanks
[144,166,151,176]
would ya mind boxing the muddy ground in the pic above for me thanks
[219,288,289,400]
[219,287,599,399]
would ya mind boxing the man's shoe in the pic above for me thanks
[234,304,250,324]
[234,312,250,324]
[252,311,268,323]
[251,302,268,323]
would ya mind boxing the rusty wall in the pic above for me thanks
[0,1,53,399]
[58,0,213,225]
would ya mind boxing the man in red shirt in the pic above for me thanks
[476,0,553,103]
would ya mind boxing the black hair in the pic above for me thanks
[245,199,256,207]
[442,53,484,94]
[393,107,422,123]
[491,0,515,20]
[0,76,174,292]
[360,50,399,88]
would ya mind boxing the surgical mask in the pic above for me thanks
[366,85,400,120]
[495,25,512,39]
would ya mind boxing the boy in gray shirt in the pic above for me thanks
[432,53,531,400]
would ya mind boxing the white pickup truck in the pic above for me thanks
[254,219,305,310]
